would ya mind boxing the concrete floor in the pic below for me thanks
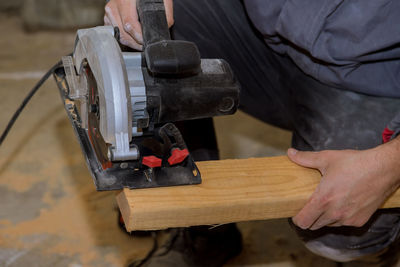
[0,14,339,266]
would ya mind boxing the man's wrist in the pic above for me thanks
[374,135,400,186]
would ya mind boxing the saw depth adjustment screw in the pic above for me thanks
[142,156,162,182]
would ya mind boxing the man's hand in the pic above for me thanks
[104,0,174,50]
[288,138,400,230]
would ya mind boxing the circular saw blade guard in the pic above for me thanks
[73,26,138,161]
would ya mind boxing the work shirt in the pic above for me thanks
[244,0,400,98]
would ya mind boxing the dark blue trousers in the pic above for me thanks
[172,0,400,264]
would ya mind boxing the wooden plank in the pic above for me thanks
[116,156,400,231]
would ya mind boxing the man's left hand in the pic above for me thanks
[288,138,400,230]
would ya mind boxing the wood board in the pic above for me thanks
[116,156,400,231]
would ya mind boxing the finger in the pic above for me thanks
[328,221,344,227]
[309,212,339,230]
[287,148,327,171]
[344,216,370,228]
[164,0,174,27]
[105,3,120,26]
[314,201,375,228]
[105,3,142,50]
[104,14,112,25]
[341,206,375,228]
[118,0,143,44]
[292,190,325,229]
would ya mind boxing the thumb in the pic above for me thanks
[287,148,326,170]
[164,0,175,28]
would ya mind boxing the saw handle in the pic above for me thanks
[137,0,201,76]
[137,0,171,46]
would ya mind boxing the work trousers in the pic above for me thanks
[172,0,400,264]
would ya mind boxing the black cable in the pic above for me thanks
[0,60,62,147]
[128,231,159,267]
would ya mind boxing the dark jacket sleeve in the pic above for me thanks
[244,0,400,97]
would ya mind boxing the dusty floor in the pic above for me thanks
[0,14,341,266]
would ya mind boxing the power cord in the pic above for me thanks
[0,60,63,147]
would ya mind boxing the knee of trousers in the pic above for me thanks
[304,240,372,262]
[293,210,400,262]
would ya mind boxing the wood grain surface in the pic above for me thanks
[117,156,400,231]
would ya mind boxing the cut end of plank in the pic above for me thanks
[116,190,134,232]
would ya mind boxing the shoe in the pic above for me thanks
[129,224,242,267]
[336,237,400,267]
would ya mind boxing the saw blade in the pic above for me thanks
[85,65,112,170]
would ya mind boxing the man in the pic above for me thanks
[105,0,400,266]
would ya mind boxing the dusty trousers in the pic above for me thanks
[171,0,400,264]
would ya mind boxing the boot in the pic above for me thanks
[129,224,242,267]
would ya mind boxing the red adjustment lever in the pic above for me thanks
[142,156,162,168]
[168,148,189,165]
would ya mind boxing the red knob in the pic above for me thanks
[168,148,189,165]
[142,156,162,168]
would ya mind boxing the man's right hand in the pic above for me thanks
[104,0,174,50]
[288,137,400,230]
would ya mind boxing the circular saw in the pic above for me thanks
[53,0,240,190]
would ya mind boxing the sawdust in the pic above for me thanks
[0,71,152,265]
[0,145,152,265]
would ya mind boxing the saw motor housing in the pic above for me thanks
[53,0,240,191]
